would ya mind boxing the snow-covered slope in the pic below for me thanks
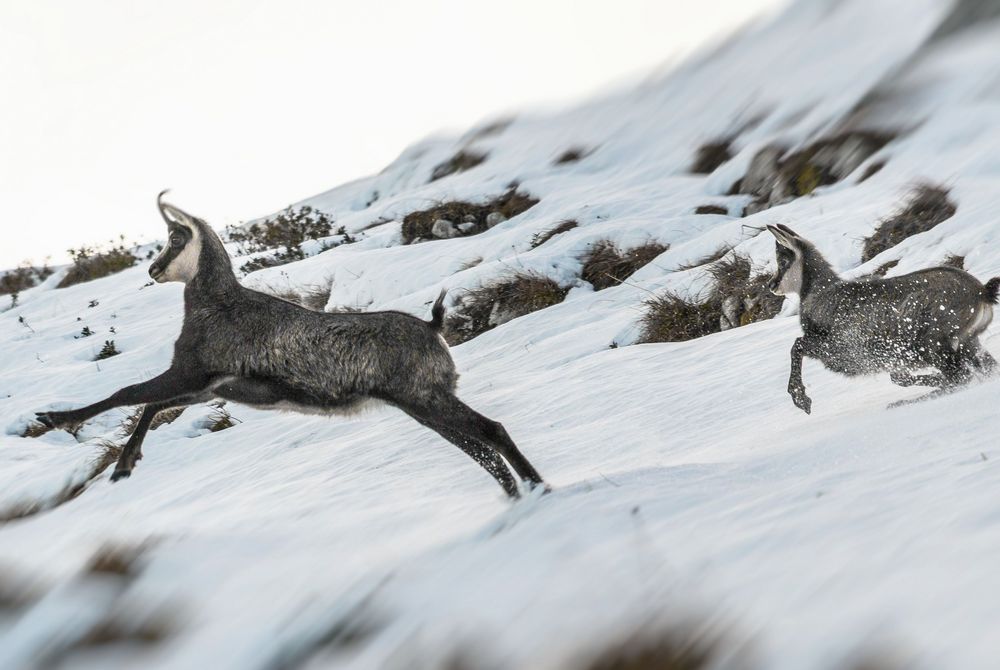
[4,1,1000,667]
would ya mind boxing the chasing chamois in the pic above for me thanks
[36,192,546,498]
[767,223,998,412]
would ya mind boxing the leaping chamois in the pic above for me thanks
[36,192,546,498]
[766,223,998,412]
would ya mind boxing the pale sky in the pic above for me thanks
[0,0,782,268]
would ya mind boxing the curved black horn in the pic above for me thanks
[157,189,173,224]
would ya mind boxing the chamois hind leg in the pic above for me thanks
[890,371,948,388]
[399,404,520,498]
[425,393,546,488]
[888,347,975,408]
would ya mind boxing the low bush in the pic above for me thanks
[94,340,120,361]
[0,264,53,296]
[445,272,568,345]
[229,206,336,272]
[531,220,578,248]
[401,189,539,244]
[861,183,956,262]
[694,205,728,215]
[58,241,137,289]
[638,254,782,343]
[430,150,488,182]
[581,240,668,291]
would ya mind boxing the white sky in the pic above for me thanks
[0,0,783,268]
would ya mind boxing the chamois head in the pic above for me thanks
[766,224,806,296]
[766,223,839,298]
[150,191,234,287]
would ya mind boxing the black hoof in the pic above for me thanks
[35,412,56,429]
[110,469,131,482]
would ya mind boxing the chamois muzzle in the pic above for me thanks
[767,273,781,294]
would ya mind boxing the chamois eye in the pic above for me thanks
[170,236,183,248]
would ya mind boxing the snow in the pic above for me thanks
[4,0,1000,667]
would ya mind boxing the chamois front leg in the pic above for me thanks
[112,402,171,482]
[36,368,213,431]
[788,337,813,414]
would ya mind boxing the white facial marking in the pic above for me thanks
[775,254,804,296]
[153,223,202,283]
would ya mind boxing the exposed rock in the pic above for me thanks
[736,132,895,215]
[485,212,507,228]
[458,222,478,234]
[431,219,458,239]
[720,295,742,330]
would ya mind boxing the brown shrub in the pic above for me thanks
[445,273,568,345]
[401,189,539,244]
[861,183,956,262]
[581,240,668,291]
[690,139,733,174]
[430,150,488,181]
[531,220,579,248]
[638,254,783,343]
[58,242,137,289]
[694,205,729,215]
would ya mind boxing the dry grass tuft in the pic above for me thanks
[861,183,957,262]
[118,405,186,438]
[554,146,590,165]
[401,189,539,244]
[639,254,782,343]
[445,273,568,345]
[675,246,733,272]
[531,220,579,248]
[858,160,886,182]
[207,402,239,433]
[21,421,53,439]
[942,254,965,269]
[430,150,488,182]
[58,241,137,289]
[690,139,733,174]
[694,205,729,215]
[579,625,725,670]
[85,543,149,579]
[580,240,668,291]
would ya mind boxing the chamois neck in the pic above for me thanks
[799,246,841,299]
[185,222,240,303]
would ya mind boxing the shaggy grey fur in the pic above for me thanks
[767,223,999,413]
[37,192,546,498]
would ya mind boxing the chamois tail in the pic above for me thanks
[428,289,447,330]
[983,277,1000,305]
